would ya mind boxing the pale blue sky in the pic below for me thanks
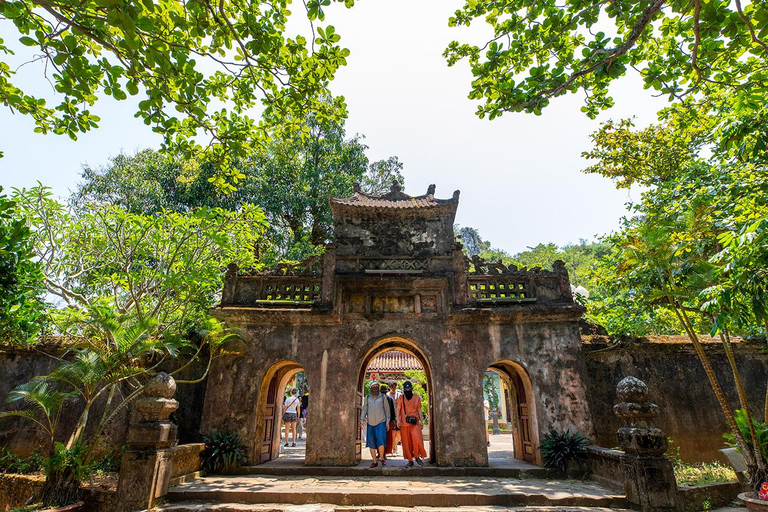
[0,0,665,254]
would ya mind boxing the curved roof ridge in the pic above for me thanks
[330,181,459,210]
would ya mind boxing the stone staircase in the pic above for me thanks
[159,474,629,511]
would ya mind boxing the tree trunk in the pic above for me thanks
[720,328,766,473]
[672,305,757,471]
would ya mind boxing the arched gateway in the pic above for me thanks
[201,182,594,467]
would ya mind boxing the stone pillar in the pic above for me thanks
[451,242,468,305]
[614,376,677,512]
[322,243,336,305]
[222,263,238,305]
[116,372,179,512]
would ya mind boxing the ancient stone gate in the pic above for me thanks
[201,183,594,467]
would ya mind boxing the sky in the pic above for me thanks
[0,0,668,255]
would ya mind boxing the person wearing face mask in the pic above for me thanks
[396,381,426,467]
[360,381,391,468]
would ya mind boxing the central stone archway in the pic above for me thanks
[203,182,595,469]
[356,336,436,464]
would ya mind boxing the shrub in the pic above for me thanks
[723,408,768,463]
[540,429,588,473]
[202,432,248,474]
[40,443,88,507]
[0,449,43,475]
[674,461,737,487]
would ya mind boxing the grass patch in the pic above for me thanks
[674,461,737,487]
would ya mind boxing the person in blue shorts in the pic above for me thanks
[360,381,391,467]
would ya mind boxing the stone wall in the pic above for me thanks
[203,279,593,467]
[583,336,768,462]
[0,474,43,512]
[0,344,207,457]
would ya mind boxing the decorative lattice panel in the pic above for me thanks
[360,259,428,271]
[260,280,322,303]
[468,278,532,302]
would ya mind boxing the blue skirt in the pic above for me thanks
[365,421,387,449]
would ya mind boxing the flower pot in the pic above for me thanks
[739,492,768,512]
[40,501,84,512]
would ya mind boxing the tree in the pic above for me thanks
[444,0,768,121]
[73,150,242,213]
[1,0,355,186]
[12,184,265,340]
[73,110,405,260]
[361,157,405,196]
[586,112,768,490]
[0,187,47,343]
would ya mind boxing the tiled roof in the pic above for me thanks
[330,182,459,211]
[367,350,423,372]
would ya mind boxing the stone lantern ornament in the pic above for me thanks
[613,376,676,512]
[613,376,667,457]
[116,372,180,512]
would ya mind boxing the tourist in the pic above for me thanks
[484,397,490,447]
[282,388,301,447]
[387,382,402,454]
[296,391,304,440]
[381,384,398,458]
[397,381,426,467]
[360,381,391,467]
[300,391,309,437]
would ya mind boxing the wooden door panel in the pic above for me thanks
[261,374,278,463]
[516,375,535,463]
[355,390,363,461]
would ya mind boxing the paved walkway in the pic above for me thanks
[167,475,625,509]
[267,433,530,469]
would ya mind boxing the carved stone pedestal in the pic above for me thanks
[614,376,676,512]
[116,373,179,512]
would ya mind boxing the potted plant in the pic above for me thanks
[202,432,248,474]
[540,428,588,476]
[727,410,768,510]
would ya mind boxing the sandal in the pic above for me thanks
[381,459,387,466]
[370,461,378,468]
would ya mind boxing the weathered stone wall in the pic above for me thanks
[583,336,768,462]
[202,274,593,467]
[0,474,44,512]
[0,345,207,457]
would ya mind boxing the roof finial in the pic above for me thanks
[427,184,436,195]
[353,182,361,193]
[390,180,402,194]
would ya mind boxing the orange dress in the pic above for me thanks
[397,394,427,461]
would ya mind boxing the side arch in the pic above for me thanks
[255,359,304,464]
[356,336,436,464]
[486,359,540,465]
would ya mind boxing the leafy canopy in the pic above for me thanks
[73,110,405,261]
[1,0,354,185]
[445,0,768,119]
[13,184,265,340]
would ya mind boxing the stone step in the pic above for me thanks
[165,476,627,510]
[158,504,630,512]
[231,464,552,479]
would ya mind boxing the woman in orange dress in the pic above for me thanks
[396,381,427,467]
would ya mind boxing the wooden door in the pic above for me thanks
[261,373,278,463]
[516,374,535,463]
[355,390,363,461]
[428,384,435,463]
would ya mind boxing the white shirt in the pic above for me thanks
[283,396,300,413]
[484,398,490,421]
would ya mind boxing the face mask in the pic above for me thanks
[404,390,413,400]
